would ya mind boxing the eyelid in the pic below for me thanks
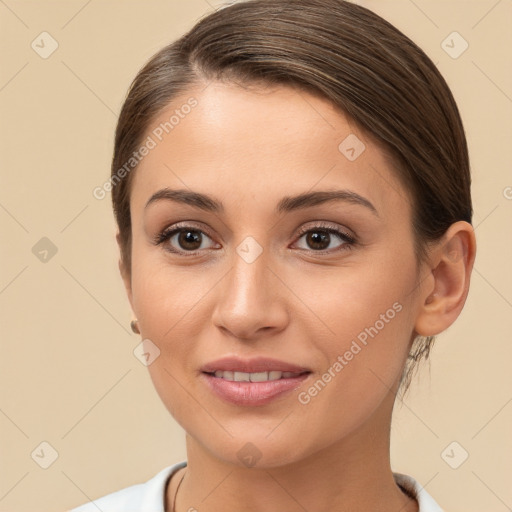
[294,220,356,242]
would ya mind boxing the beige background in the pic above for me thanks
[0,1,510,511]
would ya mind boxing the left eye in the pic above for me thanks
[293,227,355,252]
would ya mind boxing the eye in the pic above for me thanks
[292,222,356,253]
[153,221,356,256]
[153,223,219,255]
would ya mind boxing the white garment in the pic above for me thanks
[69,460,443,512]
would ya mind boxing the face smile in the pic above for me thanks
[122,81,425,468]
[200,355,312,406]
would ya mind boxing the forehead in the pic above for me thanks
[130,81,411,221]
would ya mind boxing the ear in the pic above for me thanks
[414,221,476,336]
[116,231,134,311]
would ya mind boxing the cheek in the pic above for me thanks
[297,247,418,354]
[131,252,213,337]
[287,283,417,459]
[293,251,418,412]
[129,261,213,423]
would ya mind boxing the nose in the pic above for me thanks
[211,244,289,341]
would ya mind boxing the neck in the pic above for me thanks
[169,394,418,512]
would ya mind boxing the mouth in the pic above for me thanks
[201,356,310,375]
[200,357,311,406]
[205,370,307,382]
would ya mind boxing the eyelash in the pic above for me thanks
[152,221,357,257]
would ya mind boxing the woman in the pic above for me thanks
[70,0,476,510]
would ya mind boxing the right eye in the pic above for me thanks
[154,223,220,255]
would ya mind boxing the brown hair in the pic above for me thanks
[111,0,472,394]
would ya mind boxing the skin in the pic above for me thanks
[119,81,476,512]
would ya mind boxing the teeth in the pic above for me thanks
[249,372,268,382]
[211,370,300,382]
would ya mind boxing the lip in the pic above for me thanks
[201,373,310,406]
[200,356,311,406]
[201,356,310,374]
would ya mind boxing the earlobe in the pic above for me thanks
[414,221,476,337]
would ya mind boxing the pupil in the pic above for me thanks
[179,230,201,250]
[308,231,329,250]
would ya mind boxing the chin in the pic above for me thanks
[189,419,327,470]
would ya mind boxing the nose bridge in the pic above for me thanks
[225,236,271,313]
[212,235,288,338]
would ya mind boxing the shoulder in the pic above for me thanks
[393,473,444,512]
[68,461,187,512]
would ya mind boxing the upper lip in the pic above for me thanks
[201,356,310,374]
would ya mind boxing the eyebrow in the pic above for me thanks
[145,188,378,216]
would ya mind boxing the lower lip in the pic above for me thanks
[201,372,310,406]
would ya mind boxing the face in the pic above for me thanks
[123,81,426,467]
